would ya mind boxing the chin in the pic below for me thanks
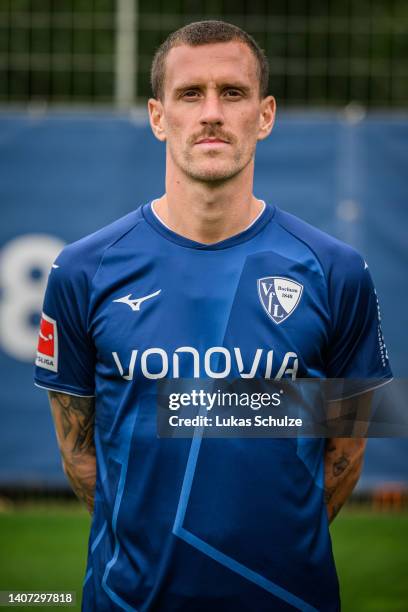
[187,163,243,183]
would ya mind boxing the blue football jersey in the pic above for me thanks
[34,201,392,611]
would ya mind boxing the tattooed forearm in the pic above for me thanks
[332,454,350,477]
[49,392,95,453]
[48,391,96,513]
[62,456,96,513]
[324,437,366,524]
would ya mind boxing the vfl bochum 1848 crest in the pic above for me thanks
[258,277,303,324]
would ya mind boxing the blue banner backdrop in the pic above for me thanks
[0,110,407,488]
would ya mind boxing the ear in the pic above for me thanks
[257,96,276,141]
[148,98,166,142]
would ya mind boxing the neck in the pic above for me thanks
[153,158,264,244]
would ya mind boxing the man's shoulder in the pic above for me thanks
[274,206,366,277]
[53,205,145,278]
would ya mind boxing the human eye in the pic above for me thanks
[223,88,244,99]
[181,89,201,100]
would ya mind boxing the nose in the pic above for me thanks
[199,92,224,126]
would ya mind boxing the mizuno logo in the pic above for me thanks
[113,289,161,312]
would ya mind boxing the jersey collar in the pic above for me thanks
[142,200,275,250]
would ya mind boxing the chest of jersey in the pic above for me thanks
[88,234,330,388]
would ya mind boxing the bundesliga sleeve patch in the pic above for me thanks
[36,312,58,372]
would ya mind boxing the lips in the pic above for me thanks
[195,137,230,146]
[196,138,227,143]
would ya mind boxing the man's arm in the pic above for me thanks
[324,391,372,523]
[324,437,366,523]
[48,391,96,514]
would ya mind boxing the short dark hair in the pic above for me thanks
[150,20,269,100]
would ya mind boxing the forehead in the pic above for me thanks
[164,41,258,90]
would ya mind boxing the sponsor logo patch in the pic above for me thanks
[113,289,161,312]
[36,313,58,372]
[258,277,303,324]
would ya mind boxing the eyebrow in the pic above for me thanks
[173,82,252,95]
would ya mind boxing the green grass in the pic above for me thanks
[331,511,408,611]
[0,506,407,611]
[0,505,90,611]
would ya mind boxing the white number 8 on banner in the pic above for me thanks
[0,234,65,362]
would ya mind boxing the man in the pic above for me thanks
[35,20,392,611]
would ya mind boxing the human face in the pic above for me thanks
[148,41,275,183]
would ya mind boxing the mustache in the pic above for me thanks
[189,130,235,145]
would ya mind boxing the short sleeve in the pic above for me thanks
[34,248,96,396]
[325,250,392,398]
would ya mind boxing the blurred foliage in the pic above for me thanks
[0,0,407,106]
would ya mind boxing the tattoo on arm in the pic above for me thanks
[324,438,366,524]
[48,391,96,513]
[49,392,95,453]
[333,454,350,477]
